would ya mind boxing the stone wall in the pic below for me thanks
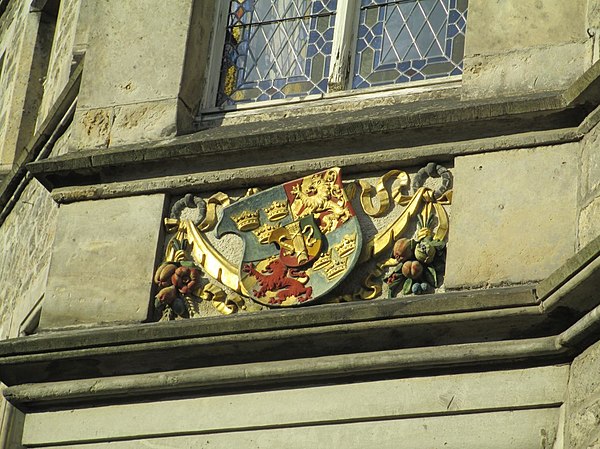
[579,120,600,250]
[37,0,82,127]
[566,339,600,448]
[0,179,58,447]
[0,0,28,168]
[1,0,600,448]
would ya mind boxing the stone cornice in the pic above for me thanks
[2,235,600,412]
[26,60,600,202]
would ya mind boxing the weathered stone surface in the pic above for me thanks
[579,197,600,249]
[462,0,590,98]
[0,2,41,166]
[581,119,600,202]
[70,0,196,149]
[23,408,560,449]
[566,339,600,449]
[71,107,112,150]
[110,99,178,147]
[39,194,166,329]
[23,365,567,446]
[0,180,58,338]
[465,0,587,56]
[0,179,58,448]
[77,1,192,110]
[37,0,83,126]
[462,41,589,99]
[535,233,600,303]
[445,144,579,288]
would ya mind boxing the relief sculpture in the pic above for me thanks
[152,163,452,321]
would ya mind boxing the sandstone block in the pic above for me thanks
[579,197,600,250]
[109,99,178,147]
[71,107,112,150]
[462,41,589,99]
[77,0,193,109]
[39,194,166,329]
[445,144,578,288]
[465,0,587,56]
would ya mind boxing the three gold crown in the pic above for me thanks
[334,234,357,258]
[312,250,332,271]
[325,257,347,280]
[253,224,277,244]
[232,210,260,231]
[264,201,288,221]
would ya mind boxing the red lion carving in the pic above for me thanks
[243,259,313,304]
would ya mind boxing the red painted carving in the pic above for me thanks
[243,259,313,305]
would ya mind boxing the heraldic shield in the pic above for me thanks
[216,168,362,307]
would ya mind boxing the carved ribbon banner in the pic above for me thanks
[358,170,409,217]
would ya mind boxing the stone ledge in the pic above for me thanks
[28,89,587,193]
[24,59,600,202]
[48,127,582,203]
[537,233,600,314]
[2,236,600,410]
[6,340,564,412]
[0,285,537,357]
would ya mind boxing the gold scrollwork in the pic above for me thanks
[185,220,242,293]
[359,187,427,263]
[199,192,230,232]
[358,170,410,218]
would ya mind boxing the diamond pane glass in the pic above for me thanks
[353,0,468,89]
[217,0,337,106]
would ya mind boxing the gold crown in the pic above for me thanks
[325,257,347,280]
[264,201,288,221]
[313,250,333,271]
[253,224,277,244]
[334,234,357,258]
[232,210,260,231]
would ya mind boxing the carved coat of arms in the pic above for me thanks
[216,168,362,306]
[152,163,452,321]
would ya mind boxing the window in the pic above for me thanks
[215,0,468,107]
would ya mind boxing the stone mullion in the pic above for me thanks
[328,0,360,92]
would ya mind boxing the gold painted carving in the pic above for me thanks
[268,220,322,265]
[325,257,348,280]
[154,163,452,320]
[359,188,426,263]
[232,210,260,231]
[334,234,357,258]
[253,223,278,244]
[358,170,409,217]
[199,192,230,232]
[289,168,351,233]
[185,220,241,293]
[264,201,289,221]
[313,250,333,272]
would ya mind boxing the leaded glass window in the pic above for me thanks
[215,0,467,107]
[217,0,338,106]
[353,0,468,88]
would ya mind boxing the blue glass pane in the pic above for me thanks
[218,0,336,106]
[353,0,468,89]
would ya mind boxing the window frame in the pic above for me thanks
[200,0,464,114]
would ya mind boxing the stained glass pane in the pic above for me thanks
[353,0,468,89]
[218,0,337,106]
